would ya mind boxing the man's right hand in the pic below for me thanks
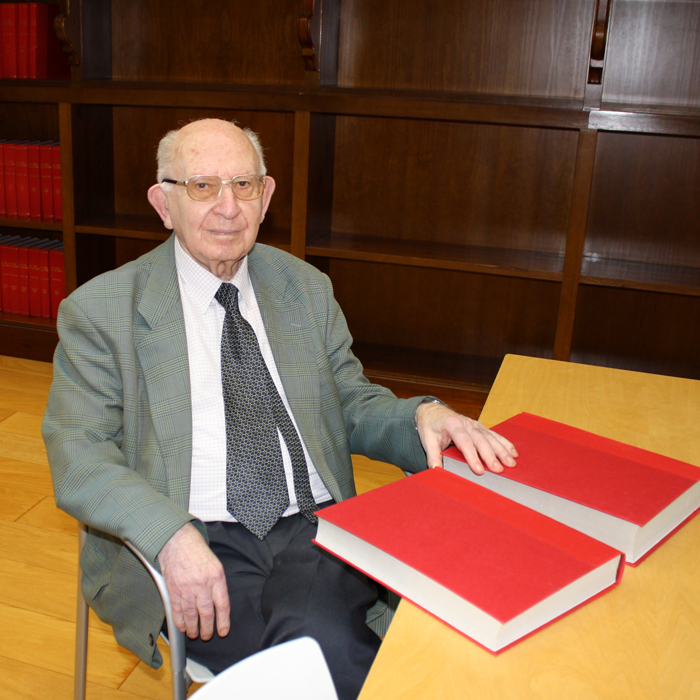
[158,522,230,640]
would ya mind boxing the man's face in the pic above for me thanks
[148,121,276,280]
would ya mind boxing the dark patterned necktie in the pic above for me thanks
[215,282,317,539]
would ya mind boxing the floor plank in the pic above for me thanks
[0,520,78,576]
[17,495,80,536]
[0,457,55,495]
[0,486,44,522]
[0,603,139,689]
[0,432,49,467]
[0,656,148,700]
[0,412,45,439]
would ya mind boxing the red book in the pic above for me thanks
[1,4,17,79]
[0,235,21,310]
[28,2,40,78]
[443,412,700,565]
[51,143,62,221]
[0,236,23,314]
[27,142,42,219]
[16,238,40,316]
[17,3,28,79]
[27,238,55,317]
[14,142,30,220]
[39,143,53,220]
[3,142,18,218]
[0,142,6,217]
[315,468,623,653]
[49,245,65,318]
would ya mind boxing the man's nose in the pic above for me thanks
[213,182,242,216]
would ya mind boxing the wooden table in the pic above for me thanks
[359,355,700,700]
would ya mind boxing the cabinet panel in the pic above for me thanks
[571,286,700,380]
[110,0,305,85]
[603,0,700,108]
[337,0,595,97]
[322,117,577,261]
[328,260,560,364]
[584,131,700,290]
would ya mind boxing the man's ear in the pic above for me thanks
[147,184,174,230]
[259,176,276,223]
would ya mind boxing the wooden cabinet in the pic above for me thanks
[2,0,699,408]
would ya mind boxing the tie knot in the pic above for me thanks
[215,283,240,313]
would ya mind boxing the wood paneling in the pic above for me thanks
[337,0,596,97]
[110,0,306,85]
[329,117,578,253]
[604,0,700,107]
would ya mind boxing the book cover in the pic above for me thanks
[3,141,18,218]
[28,2,40,78]
[49,245,65,319]
[39,143,53,220]
[51,143,62,221]
[27,142,42,220]
[15,141,30,220]
[17,2,28,79]
[0,236,22,313]
[443,412,700,565]
[315,468,623,653]
[0,141,5,217]
[1,4,17,79]
[27,238,56,317]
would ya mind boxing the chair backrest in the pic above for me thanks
[189,637,339,700]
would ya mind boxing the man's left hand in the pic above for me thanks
[415,401,518,475]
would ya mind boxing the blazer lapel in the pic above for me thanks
[134,238,193,510]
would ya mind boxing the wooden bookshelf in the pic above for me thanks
[1,0,699,396]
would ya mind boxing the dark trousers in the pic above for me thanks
[184,509,382,700]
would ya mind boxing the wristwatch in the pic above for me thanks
[414,397,446,429]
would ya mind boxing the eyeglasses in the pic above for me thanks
[161,174,266,202]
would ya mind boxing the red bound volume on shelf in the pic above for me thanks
[27,239,53,318]
[39,143,53,220]
[1,4,17,79]
[28,2,40,78]
[49,245,65,319]
[443,412,700,566]
[27,142,42,220]
[17,2,28,79]
[15,142,30,220]
[0,142,6,217]
[3,142,18,218]
[314,468,623,654]
[0,237,22,314]
[51,143,62,221]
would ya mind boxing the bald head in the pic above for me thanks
[156,118,266,183]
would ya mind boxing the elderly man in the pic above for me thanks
[43,118,516,699]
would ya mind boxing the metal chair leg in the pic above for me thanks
[74,524,89,700]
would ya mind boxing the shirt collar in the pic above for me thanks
[174,236,255,313]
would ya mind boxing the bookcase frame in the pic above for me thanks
[1,0,699,407]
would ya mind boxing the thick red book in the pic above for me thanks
[1,4,17,79]
[3,141,18,218]
[27,142,42,219]
[14,142,30,220]
[51,143,62,221]
[443,412,700,565]
[39,143,53,220]
[49,245,65,319]
[315,468,623,653]
[28,2,40,78]
[17,2,28,79]
[0,236,23,314]
[16,237,41,316]
[0,142,6,217]
[27,238,56,317]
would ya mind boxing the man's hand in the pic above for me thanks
[158,522,230,640]
[415,401,518,475]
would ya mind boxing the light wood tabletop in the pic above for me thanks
[359,354,700,700]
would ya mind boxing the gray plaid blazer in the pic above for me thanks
[43,236,428,667]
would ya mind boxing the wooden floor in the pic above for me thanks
[0,354,463,699]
